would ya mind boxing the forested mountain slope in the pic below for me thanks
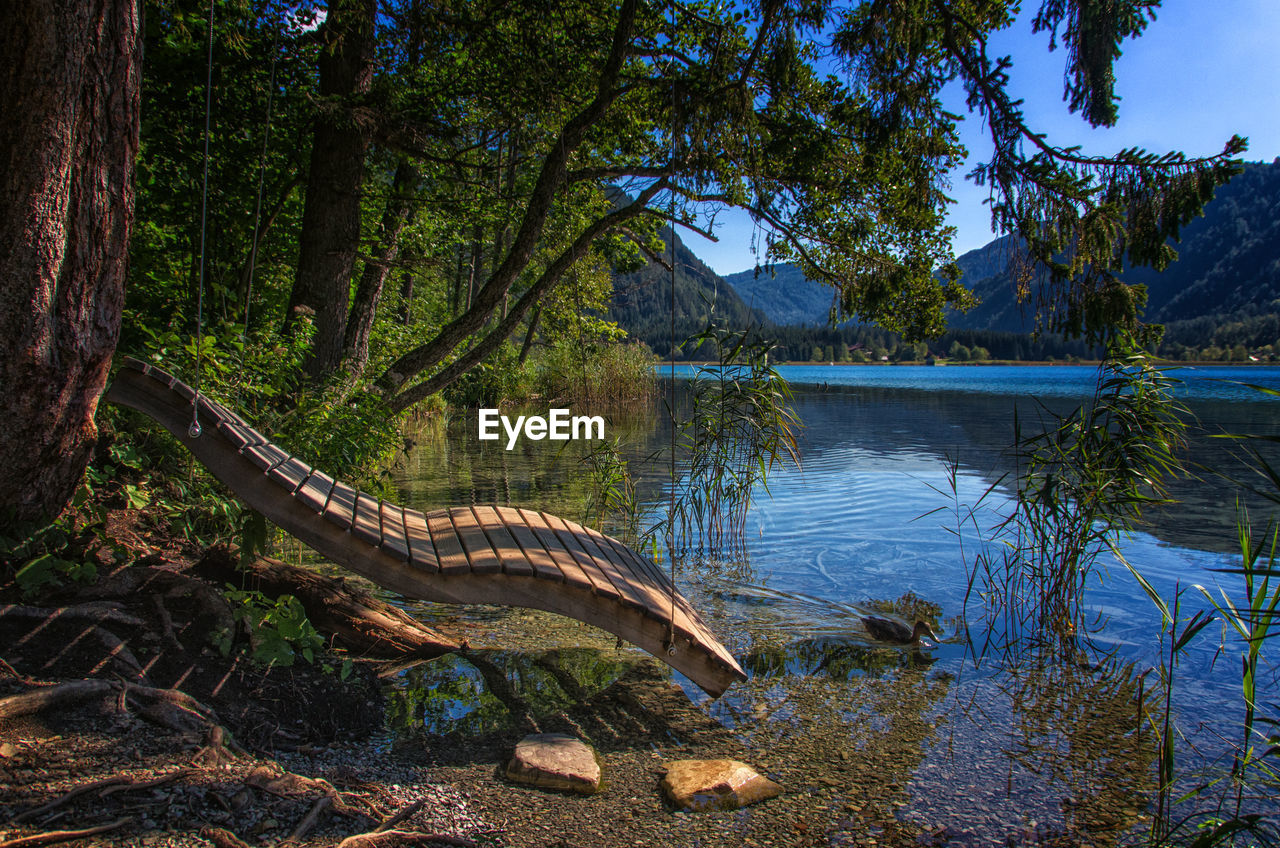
[608,227,764,357]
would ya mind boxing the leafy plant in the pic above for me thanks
[215,587,324,667]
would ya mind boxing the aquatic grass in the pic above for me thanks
[959,337,1189,651]
[661,324,800,560]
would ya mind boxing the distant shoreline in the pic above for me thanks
[656,359,1275,368]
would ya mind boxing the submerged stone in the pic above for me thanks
[505,732,601,794]
[660,759,782,812]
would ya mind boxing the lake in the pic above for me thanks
[389,364,1280,844]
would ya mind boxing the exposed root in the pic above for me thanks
[0,679,222,735]
[0,818,133,848]
[337,832,481,848]
[282,794,333,844]
[375,798,428,832]
[12,769,193,824]
[197,828,253,848]
[0,679,114,721]
[0,602,145,629]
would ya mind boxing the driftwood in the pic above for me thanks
[198,548,459,660]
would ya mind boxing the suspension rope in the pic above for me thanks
[190,0,216,440]
[665,0,678,657]
[243,13,281,343]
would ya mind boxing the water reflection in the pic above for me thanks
[386,647,635,738]
[384,368,1279,842]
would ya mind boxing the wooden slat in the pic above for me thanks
[295,470,335,513]
[268,456,311,493]
[322,483,357,531]
[495,506,563,582]
[426,510,471,576]
[518,509,593,591]
[243,442,289,472]
[380,501,409,562]
[472,506,534,577]
[589,527,683,615]
[575,525,671,616]
[351,492,382,548]
[403,509,438,573]
[551,515,645,611]
[216,418,252,450]
[449,507,502,575]
[540,513,622,601]
[173,380,196,402]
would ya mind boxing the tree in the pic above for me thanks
[364,0,1241,410]
[285,0,379,380]
[0,0,142,524]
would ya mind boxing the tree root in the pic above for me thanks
[0,818,133,848]
[0,679,222,736]
[197,548,460,659]
[197,827,253,848]
[282,794,333,844]
[0,602,145,629]
[336,832,480,848]
[12,768,193,824]
[375,798,427,832]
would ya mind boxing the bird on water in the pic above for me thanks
[862,616,939,646]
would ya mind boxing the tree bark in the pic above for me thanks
[0,0,141,525]
[285,0,377,381]
[341,158,417,376]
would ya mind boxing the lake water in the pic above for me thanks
[389,364,1280,844]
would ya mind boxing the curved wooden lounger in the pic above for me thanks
[105,357,745,697]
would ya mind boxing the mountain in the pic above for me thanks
[947,161,1280,338]
[608,226,765,357]
[615,160,1280,353]
[722,265,838,326]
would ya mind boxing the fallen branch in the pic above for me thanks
[0,818,132,848]
[283,795,333,844]
[375,798,426,832]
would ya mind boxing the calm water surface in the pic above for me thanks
[389,365,1280,843]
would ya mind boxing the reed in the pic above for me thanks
[662,324,799,560]
[961,337,1187,650]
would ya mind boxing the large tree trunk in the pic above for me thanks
[341,158,417,376]
[0,0,141,525]
[285,0,377,381]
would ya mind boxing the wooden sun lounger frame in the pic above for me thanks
[104,358,745,697]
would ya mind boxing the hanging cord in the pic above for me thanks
[665,0,679,657]
[242,15,280,346]
[190,0,216,440]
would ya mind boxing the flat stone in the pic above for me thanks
[660,759,782,812]
[505,733,601,795]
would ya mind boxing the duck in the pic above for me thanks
[862,616,939,646]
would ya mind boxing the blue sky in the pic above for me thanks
[686,0,1280,277]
